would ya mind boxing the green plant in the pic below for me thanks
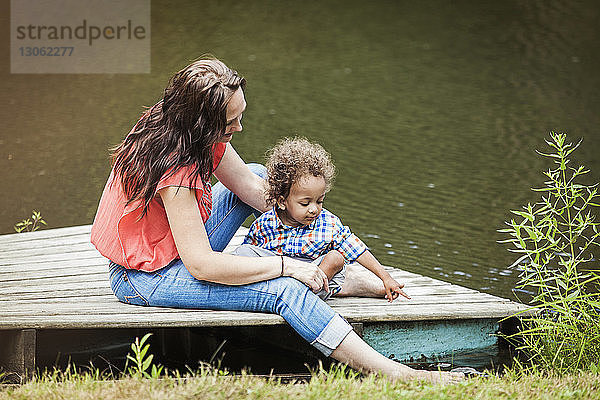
[14,210,47,233]
[124,333,163,379]
[499,131,600,373]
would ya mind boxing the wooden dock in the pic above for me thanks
[0,225,527,382]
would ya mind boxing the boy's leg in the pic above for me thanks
[232,243,278,257]
[235,245,344,301]
[318,250,344,280]
[233,245,386,298]
[315,250,346,300]
[335,263,386,298]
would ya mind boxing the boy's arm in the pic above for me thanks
[326,210,410,302]
[355,250,411,302]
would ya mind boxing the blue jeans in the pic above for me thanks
[233,244,347,301]
[108,163,352,356]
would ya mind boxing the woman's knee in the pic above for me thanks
[247,163,267,179]
[272,276,311,301]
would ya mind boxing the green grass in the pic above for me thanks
[2,367,600,400]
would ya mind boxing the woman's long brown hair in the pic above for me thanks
[111,58,246,216]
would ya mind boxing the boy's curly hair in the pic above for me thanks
[265,137,336,206]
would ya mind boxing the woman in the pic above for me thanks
[91,57,462,383]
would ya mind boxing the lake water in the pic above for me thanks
[2,0,600,302]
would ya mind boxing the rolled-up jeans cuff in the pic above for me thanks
[310,314,353,356]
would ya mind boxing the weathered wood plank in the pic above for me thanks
[0,257,108,273]
[332,301,521,315]
[0,266,108,282]
[0,293,519,318]
[3,280,110,295]
[0,242,96,259]
[0,251,101,266]
[0,302,517,324]
[0,288,113,301]
[0,272,108,289]
[0,311,285,329]
[0,234,92,253]
[327,292,504,306]
[0,294,116,305]
[0,225,91,245]
[0,302,525,330]
[0,293,511,317]
[0,265,108,286]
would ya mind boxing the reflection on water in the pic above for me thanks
[1,0,600,301]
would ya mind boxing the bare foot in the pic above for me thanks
[336,263,386,297]
[413,370,466,384]
[330,330,464,385]
[388,362,465,384]
[377,362,465,384]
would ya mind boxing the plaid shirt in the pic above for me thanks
[243,207,368,263]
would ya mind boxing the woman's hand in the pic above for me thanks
[383,277,411,302]
[283,257,329,293]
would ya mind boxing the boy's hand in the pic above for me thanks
[383,277,411,302]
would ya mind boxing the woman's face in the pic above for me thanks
[220,87,246,143]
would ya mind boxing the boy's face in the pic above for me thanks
[278,175,326,227]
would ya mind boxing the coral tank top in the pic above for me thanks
[90,142,227,272]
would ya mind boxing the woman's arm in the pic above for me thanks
[213,143,269,212]
[159,185,328,290]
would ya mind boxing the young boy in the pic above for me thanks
[234,137,409,302]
